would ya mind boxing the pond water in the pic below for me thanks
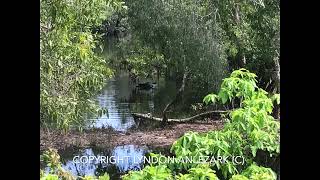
[82,36,198,132]
[50,37,197,178]
[47,145,169,179]
[84,71,194,132]
[86,73,141,131]
[63,70,193,177]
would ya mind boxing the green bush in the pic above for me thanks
[122,165,173,180]
[41,69,279,180]
[177,164,219,180]
[125,69,279,179]
[40,0,126,131]
[240,163,276,180]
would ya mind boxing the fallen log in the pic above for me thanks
[132,110,229,123]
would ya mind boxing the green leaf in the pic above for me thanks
[203,94,219,105]
[218,90,229,104]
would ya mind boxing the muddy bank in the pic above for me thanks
[40,119,224,152]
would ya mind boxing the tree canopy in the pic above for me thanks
[40,0,126,130]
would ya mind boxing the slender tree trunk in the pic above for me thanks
[241,55,246,68]
[162,67,189,125]
[273,56,280,119]
[234,3,246,68]
[273,57,280,93]
[157,68,160,83]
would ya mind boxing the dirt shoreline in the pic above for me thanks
[40,119,224,152]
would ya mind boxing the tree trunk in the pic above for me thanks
[234,3,246,69]
[273,57,280,93]
[162,67,189,125]
[157,68,160,83]
[273,56,280,119]
[241,55,246,68]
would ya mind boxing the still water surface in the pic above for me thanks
[53,73,177,178]
[51,37,196,178]
[85,71,187,132]
[57,145,150,179]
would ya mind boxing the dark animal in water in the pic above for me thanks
[136,82,155,90]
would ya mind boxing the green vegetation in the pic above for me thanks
[120,0,279,92]
[122,165,173,180]
[125,0,229,92]
[177,165,220,180]
[40,0,279,130]
[40,0,280,178]
[123,69,279,179]
[40,0,127,131]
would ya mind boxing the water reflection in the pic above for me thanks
[112,145,146,172]
[87,73,153,131]
[86,72,176,131]
[62,149,99,177]
[56,145,149,179]
[86,36,199,132]
[84,69,195,132]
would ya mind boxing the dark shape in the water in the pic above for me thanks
[136,82,154,90]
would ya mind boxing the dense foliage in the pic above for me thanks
[123,0,229,93]
[123,69,280,179]
[40,0,280,178]
[40,0,126,130]
[40,0,280,130]
[118,0,279,93]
